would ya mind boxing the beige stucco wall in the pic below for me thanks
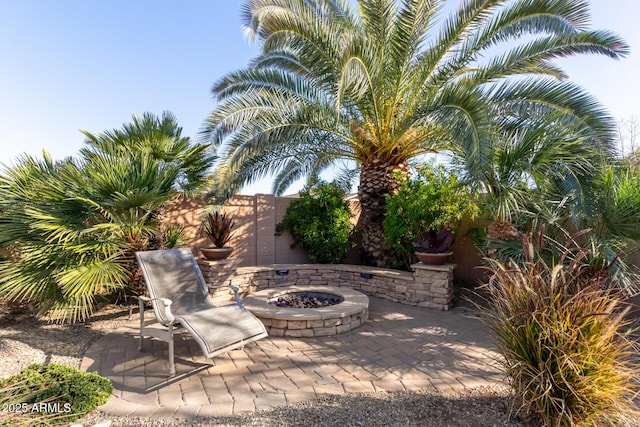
[160,194,311,267]
[160,193,486,282]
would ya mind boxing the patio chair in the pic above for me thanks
[135,248,268,375]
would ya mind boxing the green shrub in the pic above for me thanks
[384,162,478,268]
[0,363,113,425]
[478,237,640,426]
[276,181,354,263]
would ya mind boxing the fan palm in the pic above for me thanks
[203,0,628,266]
[0,112,214,322]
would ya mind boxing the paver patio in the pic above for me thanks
[80,296,504,419]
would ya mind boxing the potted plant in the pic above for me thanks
[384,162,479,267]
[200,211,235,260]
[414,228,455,265]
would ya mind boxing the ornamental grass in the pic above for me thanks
[478,240,640,426]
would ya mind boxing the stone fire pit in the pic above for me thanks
[242,285,369,337]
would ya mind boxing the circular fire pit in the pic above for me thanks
[243,285,369,337]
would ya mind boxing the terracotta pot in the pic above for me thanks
[200,247,234,260]
[415,251,453,265]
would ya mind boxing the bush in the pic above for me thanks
[276,181,354,263]
[477,236,640,426]
[384,162,478,268]
[0,363,113,425]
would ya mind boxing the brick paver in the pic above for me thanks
[80,296,504,418]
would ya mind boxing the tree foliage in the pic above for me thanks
[203,0,628,266]
[0,112,214,322]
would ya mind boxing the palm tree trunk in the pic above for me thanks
[357,159,408,267]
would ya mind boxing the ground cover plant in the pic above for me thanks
[0,363,113,425]
[478,234,640,426]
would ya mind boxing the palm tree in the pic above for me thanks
[203,0,627,266]
[81,111,213,193]
[0,112,214,322]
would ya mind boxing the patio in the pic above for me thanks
[80,296,504,419]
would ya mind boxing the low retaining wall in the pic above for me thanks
[197,260,455,310]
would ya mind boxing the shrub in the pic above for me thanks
[0,363,113,425]
[477,236,640,426]
[384,162,478,267]
[276,181,354,263]
[0,112,214,322]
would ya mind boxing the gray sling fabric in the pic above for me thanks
[136,249,267,362]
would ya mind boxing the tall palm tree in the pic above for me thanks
[0,112,214,322]
[203,0,628,266]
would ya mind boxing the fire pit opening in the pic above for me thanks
[269,291,344,308]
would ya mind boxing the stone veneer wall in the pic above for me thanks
[197,260,455,310]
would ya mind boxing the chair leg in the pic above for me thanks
[168,324,175,376]
[138,300,145,352]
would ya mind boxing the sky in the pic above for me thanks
[0,1,638,195]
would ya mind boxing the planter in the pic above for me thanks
[200,247,234,260]
[415,251,452,265]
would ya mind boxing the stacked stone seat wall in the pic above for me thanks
[198,260,455,310]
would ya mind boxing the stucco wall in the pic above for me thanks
[160,193,486,282]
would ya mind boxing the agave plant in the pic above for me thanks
[203,211,235,248]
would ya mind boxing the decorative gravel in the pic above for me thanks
[79,389,526,427]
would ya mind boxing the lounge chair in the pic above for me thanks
[135,248,268,375]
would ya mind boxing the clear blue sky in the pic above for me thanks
[1,1,638,194]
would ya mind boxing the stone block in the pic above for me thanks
[285,328,314,338]
[260,318,272,327]
[271,319,288,329]
[336,323,352,334]
[269,327,285,336]
[307,320,324,328]
[314,327,337,336]
[433,297,451,306]
[324,318,341,327]
[287,320,307,330]
[429,285,449,295]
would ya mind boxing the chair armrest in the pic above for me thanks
[138,296,175,323]
[207,284,243,307]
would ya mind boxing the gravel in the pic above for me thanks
[78,389,526,427]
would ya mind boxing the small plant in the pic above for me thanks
[276,181,354,264]
[415,228,454,254]
[477,234,640,426]
[203,211,235,248]
[0,363,113,425]
[384,162,478,266]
